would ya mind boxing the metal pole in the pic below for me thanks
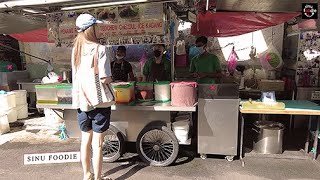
[305,116,312,153]
[289,90,295,134]
[240,113,245,167]
[206,0,209,11]
[0,42,50,63]
[312,117,320,160]
[168,5,175,81]
[171,44,175,81]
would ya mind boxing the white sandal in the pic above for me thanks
[83,173,94,180]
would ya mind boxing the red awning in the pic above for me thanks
[191,12,300,37]
[10,28,50,42]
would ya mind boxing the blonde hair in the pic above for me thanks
[73,25,98,68]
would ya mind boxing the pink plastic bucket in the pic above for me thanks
[170,82,197,107]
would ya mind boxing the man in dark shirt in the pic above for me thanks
[111,46,135,82]
[143,44,171,82]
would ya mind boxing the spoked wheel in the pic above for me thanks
[102,125,125,163]
[136,125,179,167]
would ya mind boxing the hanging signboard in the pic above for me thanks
[47,3,166,46]
[97,20,164,36]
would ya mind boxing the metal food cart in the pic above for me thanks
[33,1,241,167]
[38,102,196,167]
[37,83,240,166]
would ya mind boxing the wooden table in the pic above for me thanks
[239,100,320,167]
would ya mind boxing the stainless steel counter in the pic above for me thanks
[37,101,197,112]
[17,79,41,92]
[38,101,196,141]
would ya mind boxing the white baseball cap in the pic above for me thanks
[76,13,103,32]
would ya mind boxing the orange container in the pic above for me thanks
[111,82,135,104]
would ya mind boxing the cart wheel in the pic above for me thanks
[226,156,234,162]
[200,154,207,160]
[102,125,125,163]
[136,125,179,167]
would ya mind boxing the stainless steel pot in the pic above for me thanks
[253,121,284,154]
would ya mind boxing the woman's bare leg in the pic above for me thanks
[92,132,105,180]
[81,130,93,179]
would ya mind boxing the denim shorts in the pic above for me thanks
[77,107,111,133]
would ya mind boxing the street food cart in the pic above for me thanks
[36,83,240,166]
[6,0,315,168]
[32,2,243,166]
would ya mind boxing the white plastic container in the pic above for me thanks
[0,92,16,110]
[16,103,28,119]
[154,81,171,102]
[0,114,10,135]
[0,108,17,123]
[172,120,190,143]
[175,115,193,130]
[12,90,27,105]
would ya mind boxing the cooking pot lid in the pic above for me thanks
[154,81,170,85]
[111,82,133,88]
[254,121,284,130]
[170,81,198,87]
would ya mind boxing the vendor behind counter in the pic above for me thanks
[143,44,171,82]
[111,46,135,82]
[190,36,222,84]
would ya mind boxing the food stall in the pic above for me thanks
[4,0,318,168]
[30,1,243,167]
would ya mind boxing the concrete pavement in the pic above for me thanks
[1,140,320,180]
[1,118,320,180]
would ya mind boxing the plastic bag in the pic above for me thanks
[259,45,283,70]
[42,72,61,84]
[227,47,239,75]
[176,40,186,55]
[255,69,268,80]
[243,68,254,80]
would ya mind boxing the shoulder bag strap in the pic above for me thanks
[93,45,116,102]
[80,45,100,107]
[93,45,100,75]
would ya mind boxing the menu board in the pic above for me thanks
[47,3,166,46]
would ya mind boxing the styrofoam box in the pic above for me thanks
[0,108,17,123]
[16,103,28,120]
[0,114,10,135]
[13,90,27,106]
[0,92,16,110]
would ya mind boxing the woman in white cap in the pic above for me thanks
[72,13,112,180]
